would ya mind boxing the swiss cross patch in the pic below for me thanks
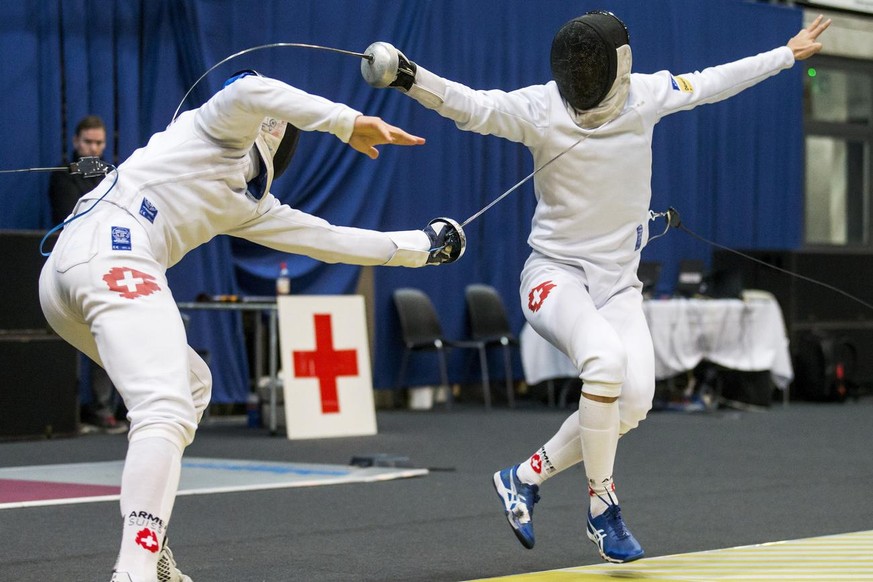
[527,280,557,313]
[134,528,160,553]
[102,267,161,299]
[530,453,543,474]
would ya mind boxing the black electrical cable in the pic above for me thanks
[676,220,873,313]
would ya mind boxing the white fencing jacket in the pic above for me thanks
[405,46,795,294]
[79,74,431,269]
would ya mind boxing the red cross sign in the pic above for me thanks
[292,313,358,414]
[278,295,377,439]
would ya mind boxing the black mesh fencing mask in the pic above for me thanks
[225,70,301,180]
[258,117,300,180]
[272,124,299,179]
[550,11,629,111]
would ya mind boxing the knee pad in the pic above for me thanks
[579,344,627,388]
[128,421,192,452]
[619,394,654,433]
[127,389,200,448]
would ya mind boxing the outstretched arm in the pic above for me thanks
[227,198,464,268]
[347,115,425,159]
[361,41,548,146]
[788,14,831,61]
[650,16,831,120]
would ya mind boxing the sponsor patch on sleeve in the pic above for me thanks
[111,226,132,251]
[671,75,694,93]
[139,198,158,223]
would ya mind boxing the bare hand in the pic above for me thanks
[348,115,425,159]
[787,14,831,61]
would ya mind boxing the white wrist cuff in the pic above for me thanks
[334,109,360,143]
[384,230,431,267]
[407,65,446,109]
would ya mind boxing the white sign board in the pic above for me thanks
[277,295,377,439]
[804,0,873,13]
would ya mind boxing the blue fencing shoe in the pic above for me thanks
[586,503,645,563]
[492,465,540,549]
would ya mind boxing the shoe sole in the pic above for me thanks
[586,521,645,563]
[492,472,534,550]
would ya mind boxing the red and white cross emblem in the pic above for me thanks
[292,313,358,414]
[530,453,543,474]
[528,280,557,313]
[102,267,161,299]
[135,528,160,553]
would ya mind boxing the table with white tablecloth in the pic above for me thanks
[520,294,794,390]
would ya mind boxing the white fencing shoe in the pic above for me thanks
[157,538,193,582]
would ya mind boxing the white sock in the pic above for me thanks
[113,436,183,581]
[516,412,583,486]
[588,479,618,517]
[578,391,620,518]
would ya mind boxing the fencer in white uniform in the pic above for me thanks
[39,71,465,582]
[364,11,829,563]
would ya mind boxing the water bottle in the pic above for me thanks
[276,261,291,295]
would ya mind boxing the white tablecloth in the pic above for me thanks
[520,294,794,389]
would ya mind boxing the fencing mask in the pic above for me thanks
[550,11,630,112]
[258,116,300,179]
[225,70,300,180]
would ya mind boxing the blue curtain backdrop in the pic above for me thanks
[0,0,803,399]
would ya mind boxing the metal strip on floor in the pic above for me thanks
[0,456,428,510]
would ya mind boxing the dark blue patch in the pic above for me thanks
[111,226,131,251]
[247,158,268,200]
[670,77,679,91]
[635,224,643,251]
[224,70,258,87]
[139,198,158,223]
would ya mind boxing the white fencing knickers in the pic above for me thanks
[519,252,655,434]
[38,201,212,448]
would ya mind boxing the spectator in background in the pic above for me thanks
[49,115,109,222]
[48,114,127,434]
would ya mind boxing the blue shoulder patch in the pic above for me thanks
[139,198,158,223]
[111,226,131,251]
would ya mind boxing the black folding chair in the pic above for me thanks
[393,288,479,409]
[464,284,520,408]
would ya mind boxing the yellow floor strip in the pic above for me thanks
[468,530,873,581]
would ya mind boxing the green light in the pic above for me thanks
[807,68,817,78]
